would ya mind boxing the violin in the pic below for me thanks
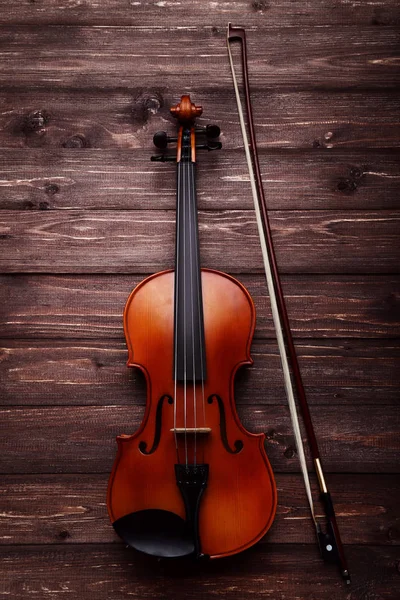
[107,95,277,559]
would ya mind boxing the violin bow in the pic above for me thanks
[227,24,350,584]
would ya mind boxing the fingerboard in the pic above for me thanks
[173,130,207,383]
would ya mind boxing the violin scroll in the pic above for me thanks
[151,95,222,163]
[170,94,203,123]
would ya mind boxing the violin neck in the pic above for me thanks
[174,130,207,383]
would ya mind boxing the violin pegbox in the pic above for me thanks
[151,95,222,163]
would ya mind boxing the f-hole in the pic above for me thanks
[207,394,243,454]
[139,394,173,455]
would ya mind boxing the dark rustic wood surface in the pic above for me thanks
[0,0,399,27]
[0,474,398,545]
[2,94,400,149]
[0,1,399,599]
[0,150,399,209]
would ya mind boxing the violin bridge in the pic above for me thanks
[170,427,211,434]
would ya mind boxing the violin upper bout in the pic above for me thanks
[200,269,256,371]
[123,270,175,371]
[123,268,255,376]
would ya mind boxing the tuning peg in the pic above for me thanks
[153,131,177,149]
[205,124,221,139]
[151,154,176,162]
[196,140,222,151]
[195,124,221,139]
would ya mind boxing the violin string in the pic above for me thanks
[173,162,181,459]
[187,159,197,466]
[183,155,188,467]
[191,160,207,463]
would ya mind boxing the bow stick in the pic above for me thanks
[227,23,350,584]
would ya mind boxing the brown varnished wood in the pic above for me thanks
[174,96,199,163]
[176,127,183,163]
[0,209,398,274]
[2,339,399,407]
[1,26,399,90]
[1,404,399,474]
[107,269,277,558]
[1,544,399,600]
[170,95,202,124]
[2,473,399,546]
[1,2,399,596]
[2,91,399,151]
[1,0,400,27]
[1,274,398,341]
[191,127,196,163]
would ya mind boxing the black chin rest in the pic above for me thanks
[112,509,195,558]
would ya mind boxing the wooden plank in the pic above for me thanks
[1,26,399,89]
[1,0,399,27]
[0,544,397,599]
[0,209,398,274]
[0,473,397,546]
[1,339,398,407]
[1,87,400,150]
[0,405,398,474]
[1,274,398,340]
[0,149,399,210]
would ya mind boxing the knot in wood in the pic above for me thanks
[57,529,71,540]
[383,292,399,323]
[45,183,59,196]
[337,178,357,194]
[350,167,363,179]
[25,110,48,132]
[132,91,164,124]
[252,0,269,11]
[284,445,296,459]
[387,526,399,542]
[144,95,162,114]
[63,134,88,148]
[371,7,389,26]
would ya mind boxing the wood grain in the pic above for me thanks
[0,26,399,89]
[1,87,400,150]
[0,209,398,274]
[1,339,398,406]
[0,544,397,599]
[0,473,397,546]
[0,149,399,210]
[1,0,399,27]
[1,0,399,593]
[0,405,398,474]
[1,274,398,339]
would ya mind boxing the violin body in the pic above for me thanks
[108,269,276,558]
[107,96,276,560]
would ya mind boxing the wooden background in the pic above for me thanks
[0,1,399,598]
